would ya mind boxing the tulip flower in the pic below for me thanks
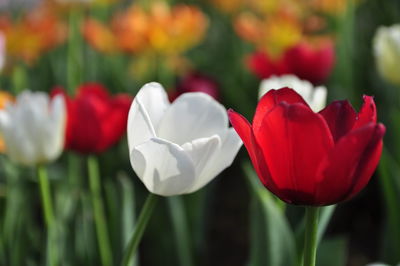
[170,72,219,101]
[247,51,290,79]
[0,91,66,166]
[0,91,14,152]
[229,88,384,266]
[229,88,385,206]
[284,39,335,84]
[52,83,132,154]
[259,75,327,112]
[122,82,242,265]
[373,24,400,86]
[128,82,242,196]
[52,83,131,266]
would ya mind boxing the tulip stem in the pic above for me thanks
[88,156,113,266]
[37,165,54,228]
[37,165,58,266]
[303,206,320,266]
[121,193,159,266]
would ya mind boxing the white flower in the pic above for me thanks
[127,82,242,196]
[0,91,66,166]
[259,74,327,112]
[373,24,400,86]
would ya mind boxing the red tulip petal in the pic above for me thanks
[77,83,109,100]
[319,100,357,142]
[253,88,310,134]
[256,102,333,204]
[68,96,104,153]
[316,123,385,205]
[228,110,282,197]
[97,95,132,152]
[353,95,377,130]
[343,123,385,201]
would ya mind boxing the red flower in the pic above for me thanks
[284,40,335,84]
[51,83,132,154]
[228,88,385,206]
[170,72,219,102]
[246,51,290,79]
[247,40,335,84]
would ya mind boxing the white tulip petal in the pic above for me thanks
[259,74,327,112]
[187,128,242,193]
[312,86,327,112]
[135,82,170,129]
[157,93,228,145]
[182,135,220,178]
[127,98,157,150]
[0,90,66,166]
[130,138,196,196]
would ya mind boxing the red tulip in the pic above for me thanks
[175,72,219,100]
[246,51,290,79]
[51,83,132,154]
[228,88,385,206]
[284,40,335,84]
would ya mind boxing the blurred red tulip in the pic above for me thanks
[228,88,385,206]
[247,40,335,84]
[246,51,289,79]
[284,40,335,84]
[170,72,219,101]
[52,83,132,154]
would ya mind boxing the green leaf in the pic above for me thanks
[119,173,137,266]
[243,161,298,266]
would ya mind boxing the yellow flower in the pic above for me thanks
[235,10,302,57]
[0,91,14,153]
[373,24,400,86]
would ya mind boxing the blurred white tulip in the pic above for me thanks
[259,74,327,112]
[127,82,242,196]
[0,91,66,166]
[373,24,400,86]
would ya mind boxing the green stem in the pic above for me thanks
[121,193,159,266]
[168,196,194,266]
[38,165,55,228]
[37,165,58,266]
[303,207,320,266]
[88,156,113,266]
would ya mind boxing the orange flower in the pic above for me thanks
[235,10,302,57]
[0,7,67,63]
[83,19,118,54]
[84,2,208,56]
[0,91,14,152]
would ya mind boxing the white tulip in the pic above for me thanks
[259,74,327,112]
[127,82,242,196]
[0,91,66,166]
[373,24,400,86]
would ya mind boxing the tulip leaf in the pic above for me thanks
[243,161,298,266]
[118,173,137,266]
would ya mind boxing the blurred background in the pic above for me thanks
[0,0,399,266]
